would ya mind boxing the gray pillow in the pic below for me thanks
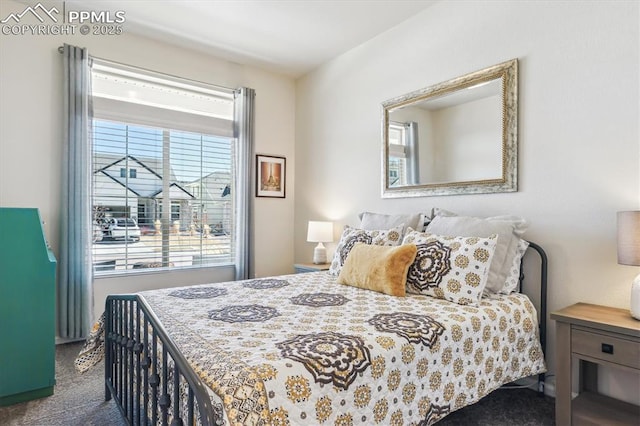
[426,211,528,294]
[359,211,430,233]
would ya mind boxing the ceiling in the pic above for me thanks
[63,0,437,78]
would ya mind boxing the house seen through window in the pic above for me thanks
[91,60,236,274]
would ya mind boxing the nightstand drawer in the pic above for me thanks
[572,328,640,369]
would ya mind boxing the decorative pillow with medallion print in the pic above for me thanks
[402,229,498,305]
[328,224,404,276]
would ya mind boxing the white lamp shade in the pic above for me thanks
[307,221,333,243]
[617,211,640,266]
[617,211,640,320]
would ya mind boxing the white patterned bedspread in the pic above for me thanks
[138,271,546,426]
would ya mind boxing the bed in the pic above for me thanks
[102,230,547,426]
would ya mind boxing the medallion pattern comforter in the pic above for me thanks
[138,271,545,425]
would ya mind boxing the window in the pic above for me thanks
[388,123,408,186]
[119,168,137,178]
[388,121,419,186]
[91,61,237,274]
[158,201,183,222]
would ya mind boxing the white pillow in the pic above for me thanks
[402,229,498,305]
[359,211,431,232]
[501,238,530,294]
[426,209,528,294]
[328,224,404,276]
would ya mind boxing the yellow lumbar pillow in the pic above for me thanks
[337,242,418,297]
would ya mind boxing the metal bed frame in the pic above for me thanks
[105,243,548,426]
[520,242,548,395]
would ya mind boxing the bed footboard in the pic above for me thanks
[105,295,219,426]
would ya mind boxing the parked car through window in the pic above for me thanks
[103,217,141,241]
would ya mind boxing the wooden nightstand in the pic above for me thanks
[551,303,640,425]
[294,263,330,273]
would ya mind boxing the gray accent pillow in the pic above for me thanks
[426,210,528,294]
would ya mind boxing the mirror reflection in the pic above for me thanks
[382,59,518,197]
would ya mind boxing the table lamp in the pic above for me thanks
[307,221,333,264]
[617,211,640,320]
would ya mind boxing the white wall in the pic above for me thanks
[0,0,296,325]
[432,95,501,182]
[295,0,639,402]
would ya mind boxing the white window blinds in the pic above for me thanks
[92,60,234,136]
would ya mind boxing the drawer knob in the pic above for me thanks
[601,343,614,354]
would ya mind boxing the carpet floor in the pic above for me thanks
[1,342,555,425]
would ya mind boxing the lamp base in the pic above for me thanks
[631,273,640,320]
[313,243,327,264]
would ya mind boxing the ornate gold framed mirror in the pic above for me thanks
[382,59,518,198]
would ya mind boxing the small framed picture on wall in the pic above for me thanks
[256,154,286,198]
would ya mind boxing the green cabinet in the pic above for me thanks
[0,208,57,406]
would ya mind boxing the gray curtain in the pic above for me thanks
[233,88,255,280]
[59,44,93,339]
[405,121,420,185]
